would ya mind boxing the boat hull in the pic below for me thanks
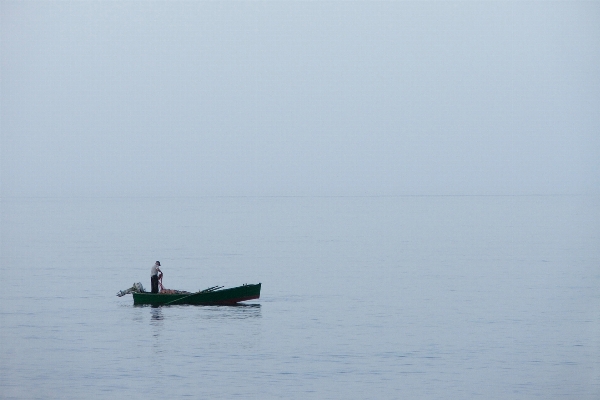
[132,283,261,306]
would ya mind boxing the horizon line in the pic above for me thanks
[1,193,594,200]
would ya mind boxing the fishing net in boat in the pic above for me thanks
[157,273,190,294]
[159,289,191,294]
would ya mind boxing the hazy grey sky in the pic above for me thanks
[2,1,599,197]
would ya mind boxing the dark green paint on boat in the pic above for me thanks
[132,283,261,306]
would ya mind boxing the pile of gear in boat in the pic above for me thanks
[116,283,190,297]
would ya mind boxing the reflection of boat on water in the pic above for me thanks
[150,308,164,320]
[132,283,261,306]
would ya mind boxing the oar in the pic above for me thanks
[162,291,202,306]
[201,286,224,293]
[162,286,224,306]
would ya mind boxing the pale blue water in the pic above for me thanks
[1,196,599,399]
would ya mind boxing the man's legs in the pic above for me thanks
[151,275,158,293]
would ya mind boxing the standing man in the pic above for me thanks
[151,261,162,293]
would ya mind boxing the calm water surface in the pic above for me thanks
[1,196,598,399]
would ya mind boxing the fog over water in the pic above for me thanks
[2,2,599,197]
[2,3,600,399]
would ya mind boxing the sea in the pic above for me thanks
[1,195,598,399]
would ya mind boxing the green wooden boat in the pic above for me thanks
[132,283,261,306]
